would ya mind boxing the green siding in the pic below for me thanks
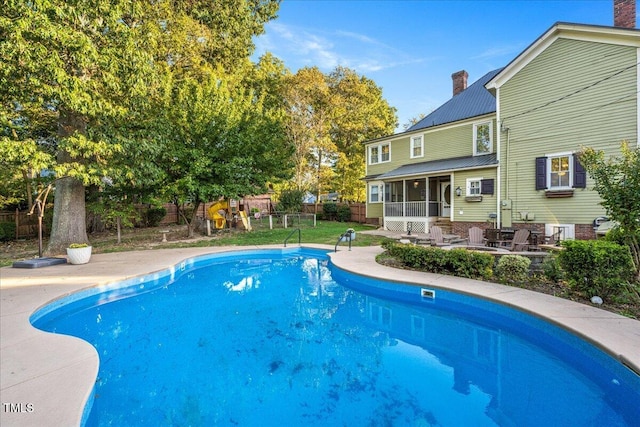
[499,38,637,225]
[452,169,498,222]
[366,202,383,220]
[365,116,497,178]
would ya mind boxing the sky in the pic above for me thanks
[253,0,635,132]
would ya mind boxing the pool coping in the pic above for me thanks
[1,244,639,426]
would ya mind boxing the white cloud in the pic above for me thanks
[472,44,524,60]
[256,22,422,74]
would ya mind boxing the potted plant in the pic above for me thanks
[66,243,92,265]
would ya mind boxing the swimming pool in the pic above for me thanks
[31,248,640,426]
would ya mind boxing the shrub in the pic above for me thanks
[558,239,634,298]
[336,204,351,222]
[145,207,167,227]
[277,189,304,213]
[542,254,564,283]
[0,222,16,241]
[495,255,531,285]
[322,202,338,220]
[382,242,493,280]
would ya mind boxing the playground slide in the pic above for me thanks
[207,201,228,229]
[239,211,252,231]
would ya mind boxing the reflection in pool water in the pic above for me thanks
[32,248,639,426]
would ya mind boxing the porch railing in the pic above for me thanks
[384,201,428,217]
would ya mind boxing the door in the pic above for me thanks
[441,182,451,217]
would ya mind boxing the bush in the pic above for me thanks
[0,222,16,241]
[322,202,338,220]
[558,239,634,298]
[277,189,304,213]
[495,255,531,285]
[542,254,564,283]
[336,204,351,222]
[145,207,167,227]
[382,242,493,280]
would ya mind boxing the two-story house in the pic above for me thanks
[364,1,639,241]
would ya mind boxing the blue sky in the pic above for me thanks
[253,0,633,131]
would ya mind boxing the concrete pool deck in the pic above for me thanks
[1,244,639,426]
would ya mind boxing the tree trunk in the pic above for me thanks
[46,175,89,255]
[45,109,89,255]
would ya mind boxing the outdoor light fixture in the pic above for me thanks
[455,186,462,197]
[413,180,419,188]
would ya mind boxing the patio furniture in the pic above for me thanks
[506,229,531,251]
[544,230,564,246]
[429,226,449,246]
[428,226,465,246]
[467,227,486,246]
[485,228,504,247]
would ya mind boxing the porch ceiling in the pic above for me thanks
[377,153,498,180]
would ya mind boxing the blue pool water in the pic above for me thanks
[32,248,640,426]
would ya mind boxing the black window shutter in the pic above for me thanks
[573,155,586,188]
[480,179,494,195]
[535,157,547,190]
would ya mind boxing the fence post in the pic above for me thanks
[15,208,19,240]
[284,214,288,229]
[269,215,273,230]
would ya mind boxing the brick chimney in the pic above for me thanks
[452,70,468,96]
[614,0,636,28]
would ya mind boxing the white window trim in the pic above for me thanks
[368,142,391,165]
[369,182,383,203]
[473,121,493,156]
[546,151,573,190]
[466,177,483,196]
[410,135,424,159]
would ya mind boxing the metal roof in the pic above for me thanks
[375,153,498,180]
[407,68,503,132]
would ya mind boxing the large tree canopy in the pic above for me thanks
[0,0,281,253]
[152,64,293,237]
[280,66,396,202]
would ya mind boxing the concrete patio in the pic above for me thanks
[1,245,639,426]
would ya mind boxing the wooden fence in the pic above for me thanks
[301,202,367,223]
[1,201,370,240]
[0,209,42,239]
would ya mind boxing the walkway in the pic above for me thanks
[1,245,639,426]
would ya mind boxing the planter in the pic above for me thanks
[66,246,92,265]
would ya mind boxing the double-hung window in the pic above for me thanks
[410,135,423,158]
[535,152,586,191]
[369,183,383,203]
[369,142,390,164]
[473,122,493,156]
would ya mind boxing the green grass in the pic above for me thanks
[0,221,389,266]
[166,221,389,248]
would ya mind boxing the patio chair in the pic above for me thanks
[467,227,486,246]
[544,230,563,246]
[506,229,530,251]
[485,228,503,247]
[429,226,448,246]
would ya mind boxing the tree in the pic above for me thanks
[579,141,640,279]
[0,0,280,253]
[152,68,293,237]
[280,66,397,203]
[327,67,397,201]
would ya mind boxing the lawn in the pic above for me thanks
[0,221,389,267]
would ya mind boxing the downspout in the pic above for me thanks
[495,87,501,228]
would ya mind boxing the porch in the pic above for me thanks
[382,176,452,233]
